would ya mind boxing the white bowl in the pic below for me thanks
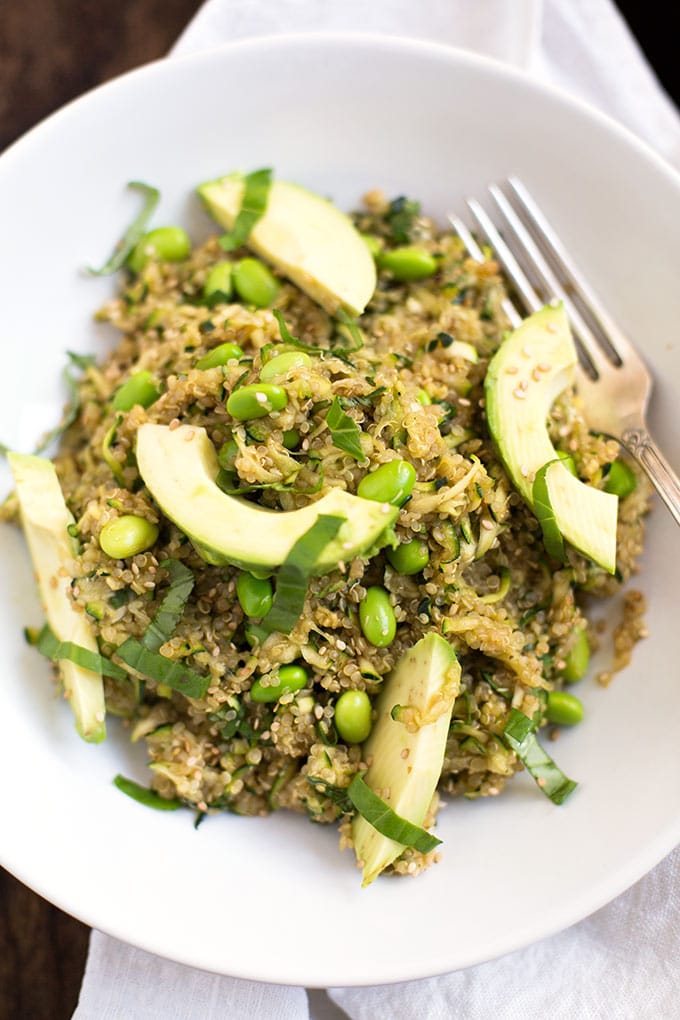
[1,34,679,987]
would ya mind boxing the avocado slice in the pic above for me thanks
[352,633,460,885]
[136,424,398,572]
[485,304,618,573]
[8,453,106,743]
[197,174,376,316]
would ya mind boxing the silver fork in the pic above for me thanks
[449,177,680,526]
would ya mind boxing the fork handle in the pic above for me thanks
[621,426,680,527]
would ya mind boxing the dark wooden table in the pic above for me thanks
[0,4,676,1018]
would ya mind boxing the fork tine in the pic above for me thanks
[465,199,544,315]
[448,214,522,328]
[507,177,644,369]
[487,185,611,378]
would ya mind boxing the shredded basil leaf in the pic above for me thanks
[142,559,195,652]
[502,707,577,805]
[23,351,95,455]
[219,168,272,251]
[334,309,364,353]
[86,181,160,276]
[29,623,128,681]
[533,461,567,562]
[326,397,365,462]
[347,774,442,853]
[252,514,345,640]
[386,195,421,245]
[272,309,363,363]
[306,776,352,813]
[113,774,181,811]
[115,637,210,699]
[102,413,125,485]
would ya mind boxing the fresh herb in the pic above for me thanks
[115,638,210,699]
[252,514,345,640]
[326,397,365,462]
[427,331,454,353]
[306,776,352,813]
[142,559,195,652]
[479,670,511,700]
[219,168,272,251]
[102,413,125,485]
[386,196,421,245]
[86,181,160,276]
[533,461,566,562]
[28,624,128,681]
[502,707,577,805]
[27,351,96,454]
[109,588,132,609]
[113,774,181,811]
[347,774,442,852]
[272,309,363,362]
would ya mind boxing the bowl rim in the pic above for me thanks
[1,31,680,987]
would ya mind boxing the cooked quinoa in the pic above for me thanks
[4,188,651,878]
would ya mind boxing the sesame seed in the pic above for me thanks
[400,748,410,759]
[532,368,542,382]
[95,711,105,723]
[513,387,527,400]
[381,503,391,514]
[537,776,547,787]
[546,323,558,333]
[481,519,494,531]
[517,379,528,391]
[521,346,532,358]
[458,397,471,407]
[505,365,519,375]
[520,465,530,477]
[538,362,552,372]
[184,431,195,442]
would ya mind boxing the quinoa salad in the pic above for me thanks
[2,171,650,884]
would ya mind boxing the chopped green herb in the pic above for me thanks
[306,776,352,813]
[326,397,365,462]
[386,196,421,245]
[347,774,441,853]
[502,707,577,805]
[219,168,272,251]
[252,514,345,640]
[109,588,132,609]
[142,559,195,652]
[113,774,181,810]
[86,181,160,276]
[115,638,210,699]
[533,461,567,562]
[29,623,128,681]
[29,351,96,454]
[102,413,125,486]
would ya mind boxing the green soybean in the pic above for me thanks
[546,691,584,726]
[260,350,312,382]
[282,428,301,450]
[379,246,438,281]
[127,226,191,273]
[99,515,159,559]
[357,459,416,506]
[227,383,288,420]
[359,587,397,647]
[203,260,233,303]
[562,628,590,684]
[112,371,162,412]
[250,664,309,703]
[232,257,280,307]
[236,572,273,619]
[196,342,243,370]
[604,459,637,498]
[334,690,373,744]
[387,538,430,575]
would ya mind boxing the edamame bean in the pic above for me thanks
[236,572,273,619]
[232,257,280,307]
[196,342,243,370]
[334,690,373,744]
[260,350,312,382]
[227,383,288,420]
[203,260,233,303]
[546,690,584,726]
[562,628,590,683]
[282,429,301,450]
[379,246,438,281]
[127,226,191,273]
[250,664,309,703]
[357,459,416,506]
[112,371,162,412]
[99,515,159,559]
[359,586,397,647]
[387,538,430,575]
[604,459,637,498]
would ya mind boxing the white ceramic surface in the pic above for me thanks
[0,35,679,988]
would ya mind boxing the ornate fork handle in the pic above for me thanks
[621,426,680,526]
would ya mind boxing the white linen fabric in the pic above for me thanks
[73,2,680,1017]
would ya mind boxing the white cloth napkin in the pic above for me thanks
[74,3,680,1018]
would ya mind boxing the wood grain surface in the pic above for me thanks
[0,4,675,1019]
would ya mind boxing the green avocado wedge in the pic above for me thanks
[352,633,460,886]
[484,304,618,573]
[197,174,376,316]
[8,453,106,743]
[135,424,398,573]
